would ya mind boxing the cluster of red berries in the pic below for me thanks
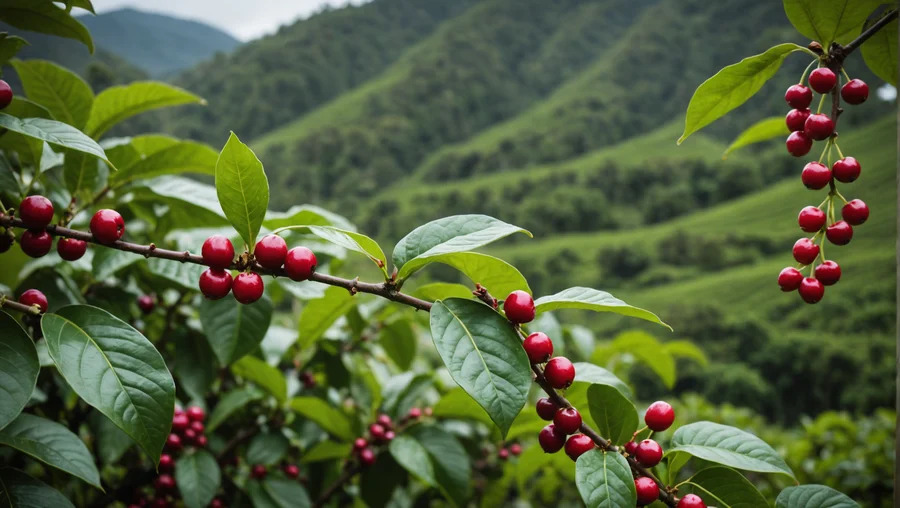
[17,288,48,313]
[198,234,317,305]
[10,195,125,259]
[248,461,303,483]
[138,407,209,507]
[496,442,522,460]
[784,68,867,157]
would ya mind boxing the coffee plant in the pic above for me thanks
[0,1,893,507]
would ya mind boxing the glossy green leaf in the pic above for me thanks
[0,413,100,489]
[206,386,263,432]
[0,34,27,65]
[0,467,75,508]
[862,17,898,86]
[63,150,107,200]
[776,484,859,508]
[681,467,768,508]
[408,425,471,507]
[288,397,354,441]
[663,340,708,366]
[429,298,530,436]
[0,114,114,168]
[390,435,437,486]
[419,251,531,297]
[573,362,632,399]
[88,411,133,466]
[301,440,351,463]
[91,246,140,280]
[215,132,269,250]
[231,355,287,403]
[273,225,388,276]
[678,44,805,144]
[175,450,220,508]
[263,204,353,231]
[297,286,356,349]
[534,287,670,330]
[146,257,206,291]
[109,139,218,185]
[41,305,175,464]
[668,421,795,479]
[575,449,636,508]
[414,282,473,301]
[0,0,93,52]
[132,176,227,232]
[246,431,289,466]
[259,325,297,366]
[199,295,273,366]
[606,330,676,389]
[246,478,311,508]
[86,82,205,138]
[723,116,789,159]
[11,59,93,129]
[586,384,638,445]
[784,0,884,47]
[0,98,53,168]
[0,311,39,431]
[359,453,405,508]
[379,318,417,370]
[174,331,216,401]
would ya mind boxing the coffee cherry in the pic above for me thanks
[624,441,638,456]
[300,370,316,389]
[815,260,841,286]
[832,157,861,183]
[509,443,522,456]
[0,79,12,109]
[154,474,176,491]
[563,434,594,461]
[809,68,837,93]
[797,206,826,232]
[353,438,368,451]
[359,448,376,467]
[523,331,553,363]
[407,407,422,420]
[250,464,267,479]
[538,424,566,453]
[536,397,557,421]
[785,108,810,132]
[498,448,509,460]
[635,477,659,505]
[190,421,204,434]
[799,277,825,304]
[20,230,52,257]
[18,289,48,313]
[792,238,819,265]
[201,235,234,269]
[56,237,87,261]
[784,84,812,109]
[199,269,232,300]
[183,428,197,442]
[171,413,189,432]
[369,423,386,441]
[804,114,834,141]
[678,494,707,508]
[826,221,853,245]
[284,246,317,281]
[0,232,12,254]
[209,499,225,508]
[786,131,812,157]
[384,430,396,441]
[233,272,264,304]
[777,267,804,292]
[376,414,393,429]
[800,161,831,189]
[504,290,535,324]
[841,199,869,225]
[19,195,54,229]
[165,433,182,452]
[195,434,208,448]
[283,464,300,479]
[186,406,205,422]
[90,209,125,244]
[158,454,174,471]
[544,357,575,389]
[137,295,154,314]
[841,79,868,105]
[553,407,582,435]
[635,439,663,467]
[644,401,675,431]
[255,234,288,269]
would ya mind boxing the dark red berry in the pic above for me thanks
[384,430,396,441]
[186,406,205,422]
[158,454,174,471]
[250,464,267,479]
[407,407,422,419]
[538,424,566,453]
[255,234,287,269]
[786,131,812,157]
[777,267,804,292]
[56,237,87,261]
[199,268,232,299]
[635,477,660,505]
[195,435,207,448]
[137,295,154,314]
[832,157,861,183]
[544,357,575,389]
[284,247,317,281]
[300,370,316,389]
[233,272,264,304]
[523,331,553,363]
[201,235,234,269]
[635,439,663,467]
[165,433,182,452]
[809,68,837,93]
[841,79,868,105]
[624,441,638,456]
[841,199,869,225]
[283,464,300,479]
[504,290,535,324]
[150,498,171,508]
[353,438,368,451]
[644,401,675,432]
[498,448,509,460]
[210,499,225,508]
[190,421,204,434]
[784,84,812,109]
[792,238,820,265]
[553,407,583,434]
[19,195,54,229]
[18,289,48,312]
[799,277,825,304]
[804,114,834,141]
[20,230,52,258]
[154,474,175,491]
[785,108,810,132]
[171,413,189,432]
[798,206,826,232]
[509,443,522,456]
[536,397,557,421]
[359,448,376,467]
[564,434,594,461]
[183,428,197,442]
[678,494,707,508]
[90,209,125,244]
[826,221,853,245]
[815,260,841,286]
[0,79,12,109]
[0,232,11,254]
[369,423,386,441]
[376,414,393,429]
[801,162,831,190]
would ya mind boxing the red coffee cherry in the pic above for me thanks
[384,430,396,441]
[498,448,510,460]
[804,113,834,141]
[523,331,553,363]
[563,434,594,461]
[353,438,368,451]
[544,357,575,389]
[809,67,837,93]
[359,448,376,467]
[165,433,182,452]
[19,195,54,229]
[635,439,663,467]
[509,443,522,456]
[798,206,826,232]
[186,406,205,422]
[777,267,804,292]
[250,464,267,479]
[56,237,87,261]
[815,260,841,286]
[536,397,557,421]
[158,454,174,471]
[0,232,12,254]
[20,230,52,257]
[183,428,197,442]
[799,277,825,304]
[90,209,125,244]
[209,499,225,508]
[792,238,819,265]
[801,161,832,190]
[635,477,660,506]
[195,434,208,448]
[137,295,155,314]
[190,421,204,434]
[538,424,566,453]
[255,234,288,269]
[283,464,300,479]
[826,221,853,246]
[784,84,812,109]
[832,157,861,183]
[553,407,583,435]
[233,272,264,304]
[171,413,189,432]
[841,199,869,225]
[504,290,535,324]
[376,414,393,429]
[0,79,12,109]
[624,441,638,456]
[786,131,812,157]
[644,401,675,431]
[785,108,810,132]
[154,474,176,491]
[841,79,868,105]
[678,493,707,508]
[284,246,317,281]
[368,423,386,441]
[199,269,232,300]
[201,235,234,269]
[407,407,422,419]
[18,289,48,313]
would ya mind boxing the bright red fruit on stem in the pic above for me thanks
[498,448,509,460]
[199,268,233,300]
[195,434,208,448]
[544,357,576,389]
[832,157,861,183]
[407,407,422,419]
[158,454,173,471]
[798,206,826,232]
[20,230,52,257]
[841,79,868,105]
[804,114,834,141]
[171,413,189,432]
[799,277,825,304]
[538,424,566,453]
[644,401,675,431]
[841,199,869,225]
[190,421,204,433]
[255,234,288,269]
[624,441,638,456]
[284,246,317,281]
[504,290,535,323]
[250,464,267,479]
[563,434,594,461]
[635,439,663,467]
[369,423,386,441]
[138,295,154,314]
[165,434,182,452]
[784,84,812,109]
[678,494,707,508]
[186,406,205,422]
[201,235,235,269]
[353,438,368,451]
[0,234,12,254]
[777,267,804,292]
[154,474,175,491]
[233,272,264,304]
[90,209,125,244]
[523,331,553,363]
[359,448,376,466]
[509,443,522,456]
[376,414,393,429]
[536,397,557,421]
[383,430,396,441]
[19,195,54,229]
[826,221,853,246]
[792,238,819,265]
[18,289,48,312]
[801,161,832,190]
[56,237,87,261]
[553,407,582,434]
[815,260,841,286]
[808,67,836,93]
[635,477,660,506]
[283,464,300,478]
[0,79,12,109]
[786,131,812,157]
[785,108,810,132]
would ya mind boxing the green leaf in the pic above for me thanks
[606,330,676,389]
[776,484,860,508]
[134,176,227,232]
[573,362,633,399]
[668,421,795,479]
[390,435,437,486]
[433,388,492,427]
[301,440,351,463]
[11,59,93,129]
[41,305,175,464]
[259,326,297,366]
[88,410,133,466]
[379,318,417,370]
[0,413,101,489]
[263,204,354,231]
[414,252,531,298]
[0,114,114,168]
[393,215,531,282]
[0,34,27,65]
[206,386,263,432]
[273,225,388,277]
[681,467,768,508]
[297,286,356,349]
[0,467,75,508]
[0,311,39,431]
[784,0,884,47]
[91,244,139,280]
[246,431,289,466]
[288,397,354,441]
[662,340,708,366]
[246,478,311,508]
[723,117,790,159]
[146,257,206,291]
[862,17,898,86]
[175,450,220,508]
[408,425,471,507]
[215,132,269,250]
[109,139,218,185]
[414,282,473,301]
[63,150,107,200]
[174,332,216,402]
[85,82,205,138]
[0,0,93,53]
[359,453,405,508]
[678,44,805,144]
[231,355,287,403]
[575,449,636,508]
[199,294,273,366]
[534,287,670,330]
[429,298,531,437]
[586,384,638,445]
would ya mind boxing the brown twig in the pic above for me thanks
[0,297,42,315]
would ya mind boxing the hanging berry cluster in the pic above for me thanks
[778,65,870,304]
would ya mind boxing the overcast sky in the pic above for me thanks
[90,0,366,41]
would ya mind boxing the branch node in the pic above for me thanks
[348,277,360,295]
